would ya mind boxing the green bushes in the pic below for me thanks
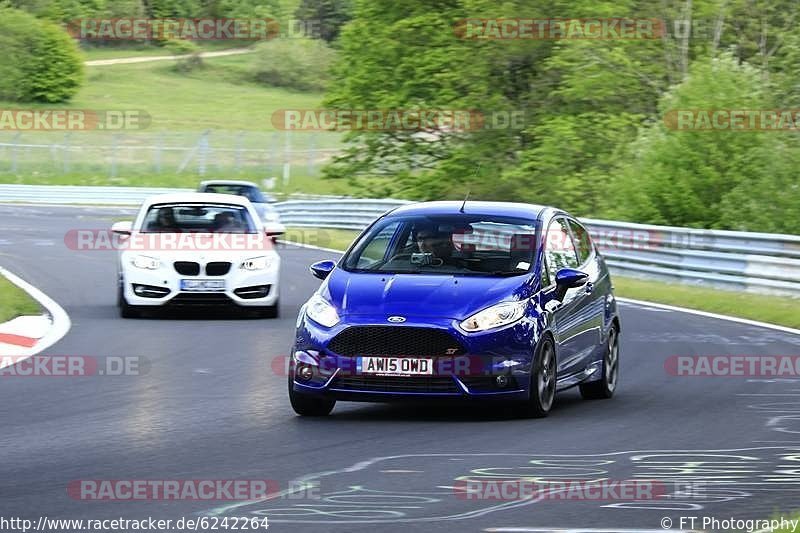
[0,8,84,103]
[163,38,200,55]
[250,37,334,92]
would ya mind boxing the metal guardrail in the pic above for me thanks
[0,185,798,296]
[274,199,411,230]
[0,185,347,205]
[0,184,193,205]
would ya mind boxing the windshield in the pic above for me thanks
[203,184,266,203]
[342,214,538,276]
[141,204,257,233]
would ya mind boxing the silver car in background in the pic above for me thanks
[197,180,286,237]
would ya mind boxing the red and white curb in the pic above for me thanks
[0,266,71,365]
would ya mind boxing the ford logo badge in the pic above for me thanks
[387,316,406,323]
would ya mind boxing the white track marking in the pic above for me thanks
[0,265,70,368]
[617,298,800,336]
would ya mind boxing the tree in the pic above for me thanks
[0,8,84,102]
[294,0,352,43]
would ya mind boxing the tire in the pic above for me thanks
[117,279,142,319]
[579,325,619,400]
[288,374,335,416]
[254,298,279,319]
[515,337,557,418]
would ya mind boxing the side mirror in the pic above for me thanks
[553,268,589,302]
[111,221,132,236]
[310,260,336,280]
[265,229,285,237]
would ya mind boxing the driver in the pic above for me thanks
[413,224,457,263]
[155,207,178,232]
[214,211,240,232]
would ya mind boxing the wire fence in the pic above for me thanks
[0,130,342,182]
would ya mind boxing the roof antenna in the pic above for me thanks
[460,163,480,213]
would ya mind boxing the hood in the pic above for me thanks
[322,269,532,320]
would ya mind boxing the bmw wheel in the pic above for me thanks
[117,277,142,319]
[254,298,279,319]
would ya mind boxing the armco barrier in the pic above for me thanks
[0,184,192,205]
[0,185,798,297]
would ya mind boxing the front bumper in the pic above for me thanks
[289,313,539,400]
[121,260,280,307]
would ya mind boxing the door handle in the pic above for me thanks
[584,282,594,294]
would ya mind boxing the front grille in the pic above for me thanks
[205,262,231,276]
[174,261,200,276]
[327,326,465,357]
[234,284,271,299]
[331,375,460,393]
[168,293,233,305]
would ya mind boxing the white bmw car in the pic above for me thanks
[112,193,281,318]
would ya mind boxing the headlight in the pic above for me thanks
[131,255,160,270]
[240,256,270,270]
[460,301,526,332]
[305,294,340,328]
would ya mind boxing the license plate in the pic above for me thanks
[180,279,226,292]
[357,356,434,376]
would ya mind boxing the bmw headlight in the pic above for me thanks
[460,301,526,332]
[240,256,271,270]
[131,255,160,270]
[305,294,340,328]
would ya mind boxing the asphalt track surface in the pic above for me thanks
[1,204,800,533]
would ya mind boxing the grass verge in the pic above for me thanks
[282,227,359,252]
[614,276,800,330]
[0,274,42,323]
[0,53,333,131]
[761,514,800,532]
[0,48,348,194]
[281,226,800,330]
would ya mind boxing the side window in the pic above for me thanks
[357,221,403,265]
[542,218,579,286]
[568,219,593,265]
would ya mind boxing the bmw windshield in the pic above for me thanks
[341,215,538,276]
[140,204,258,233]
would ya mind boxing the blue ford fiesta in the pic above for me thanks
[288,201,620,417]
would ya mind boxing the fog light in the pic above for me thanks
[495,375,508,388]
[296,364,314,381]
